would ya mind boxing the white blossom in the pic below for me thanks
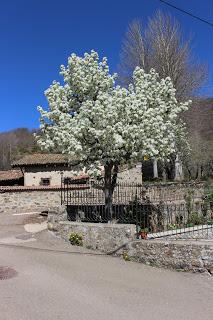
[37,50,190,176]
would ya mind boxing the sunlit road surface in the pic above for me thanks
[0,211,212,320]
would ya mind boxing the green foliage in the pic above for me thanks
[203,186,213,218]
[122,251,131,261]
[204,189,213,202]
[69,233,83,246]
[125,196,145,225]
[187,212,205,226]
[167,223,178,230]
[183,99,213,181]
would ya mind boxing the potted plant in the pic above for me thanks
[140,228,149,239]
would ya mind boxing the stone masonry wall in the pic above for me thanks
[0,181,204,213]
[122,240,213,274]
[0,189,62,213]
[47,209,136,252]
[48,209,212,273]
[50,221,136,252]
[142,181,205,203]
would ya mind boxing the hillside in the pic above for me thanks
[0,128,40,169]
[182,98,213,179]
[183,98,213,141]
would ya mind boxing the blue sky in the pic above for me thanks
[0,0,212,132]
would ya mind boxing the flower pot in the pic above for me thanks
[140,231,148,240]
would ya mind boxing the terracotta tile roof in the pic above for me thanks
[0,169,23,181]
[12,153,79,167]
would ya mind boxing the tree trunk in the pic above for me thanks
[197,165,202,180]
[104,163,118,222]
[174,154,184,181]
[187,167,192,180]
[162,166,167,182]
[165,154,176,180]
[153,158,158,179]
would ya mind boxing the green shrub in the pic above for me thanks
[204,189,213,202]
[140,227,149,233]
[187,212,205,226]
[122,251,131,261]
[167,223,178,230]
[69,233,83,246]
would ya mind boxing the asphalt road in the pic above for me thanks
[0,212,212,320]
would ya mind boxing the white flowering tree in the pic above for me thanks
[37,50,190,216]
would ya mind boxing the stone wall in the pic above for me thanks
[48,209,136,252]
[47,210,213,273]
[0,189,62,213]
[0,181,205,214]
[142,181,205,203]
[0,185,89,214]
[54,223,213,273]
[122,240,213,274]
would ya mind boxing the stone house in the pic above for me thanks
[11,153,144,187]
[12,153,87,187]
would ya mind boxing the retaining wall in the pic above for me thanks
[123,239,213,273]
[48,209,136,252]
[0,189,61,213]
[48,209,213,273]
[0,186,87,213]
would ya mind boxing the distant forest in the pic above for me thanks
[0,128,40,169]
[0,98,212,180]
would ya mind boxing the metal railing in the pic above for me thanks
[61,179,213,239]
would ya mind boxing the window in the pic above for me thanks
[41,178,50,186]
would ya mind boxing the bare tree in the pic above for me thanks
[119,20,150,84]
[119,11,208,180]
[119,11,207,101]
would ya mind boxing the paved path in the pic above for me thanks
[0,212,212,320]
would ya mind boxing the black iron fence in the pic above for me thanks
[61,179,213,238]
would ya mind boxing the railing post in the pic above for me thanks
[60,172,63,205]
[67,178,69,208]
